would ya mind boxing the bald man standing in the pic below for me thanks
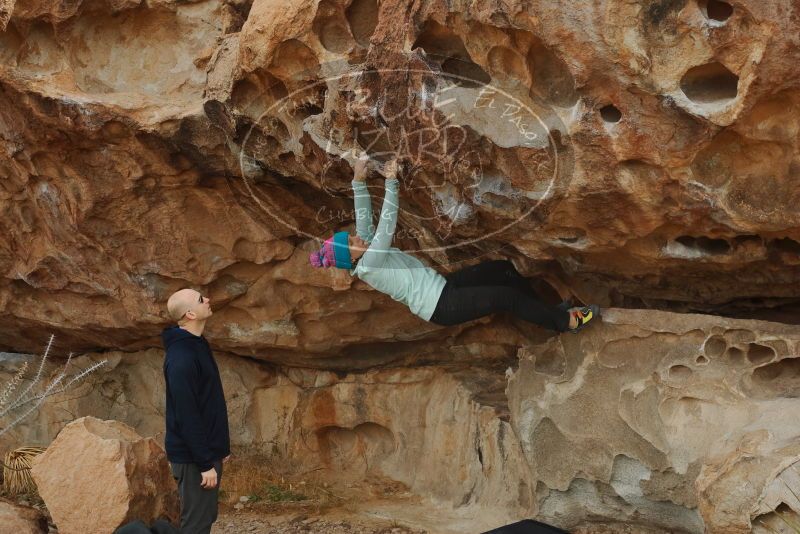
[163,289,230,534]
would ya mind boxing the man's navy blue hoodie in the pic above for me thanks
[162,326,230,472]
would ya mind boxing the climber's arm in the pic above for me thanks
[351,154,375,241]
[363,160,401,255]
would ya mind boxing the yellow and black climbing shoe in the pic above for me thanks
[568,304,601,333]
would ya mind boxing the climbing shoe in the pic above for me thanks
[567,304,601,333]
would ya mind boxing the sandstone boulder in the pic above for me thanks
[1,0,799,357]
[508,308,800,533]
[30,416,178,534]
[0,497,47,534]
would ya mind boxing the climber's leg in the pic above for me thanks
[444,260,530,291]
[429,284,571,331]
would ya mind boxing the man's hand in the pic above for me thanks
[200,466,218,489]
[353,152,370,181]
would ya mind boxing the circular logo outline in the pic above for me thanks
[237,62,571,256]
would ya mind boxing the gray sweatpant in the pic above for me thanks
[170,461,223,534]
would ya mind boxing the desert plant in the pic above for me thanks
[260,483,307,503]
[0,335,106,438]
[0,335,106,483]
[2,446,45,495]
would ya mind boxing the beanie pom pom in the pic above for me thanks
[309,250,324,268]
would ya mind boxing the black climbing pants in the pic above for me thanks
[429,260,570,331]
[170,460,223,534]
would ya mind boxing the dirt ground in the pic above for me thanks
[212,509,426,534]
[212,452,429,533]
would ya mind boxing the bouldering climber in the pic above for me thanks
[309,153,600,333]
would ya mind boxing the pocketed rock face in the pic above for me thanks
[4,310,800,532]
[1,0,800,356]
[30,416,179,534]
[271,366,537,532]
[508,309,800,533]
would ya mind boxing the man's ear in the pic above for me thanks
[185,310,196,320]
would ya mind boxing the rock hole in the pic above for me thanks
[777,503,793,513]
[669,365,692,380]
[600,104,622,123]
[285,85,327,120]
[754,502,800,533]
[346,0,378,48]
[0,23,24,67]
[732,234,762,247]
[700,0,733,22]
[313,0,353,54]
[269,39,320,82]
[487,46,527,82]
[680,62,739,103]
[752,358,800,396]
[726,346,744,363]
[413,20,459,54]
[526,41,578,107]
[703,335,727,358]
[412,20,490,87]
[230,71,288,119]
[695,355,709,365]
[770,238,800,255]
[441,57,491,87]
[316,22,353,54]
[753,358,800,383]
[675,235,731,255]
[292,102,324,119]
[747,343,776,365]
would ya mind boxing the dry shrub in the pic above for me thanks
[219,448,341,508]
[2,446,45,495]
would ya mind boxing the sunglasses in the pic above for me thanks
[181,293,206,319]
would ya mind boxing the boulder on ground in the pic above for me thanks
[0,497,48,533]
[30,416,178,534]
